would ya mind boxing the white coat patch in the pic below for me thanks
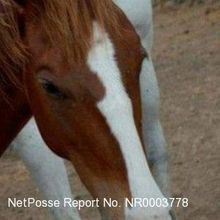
[87,23,165,203]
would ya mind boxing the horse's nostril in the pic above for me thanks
[169,209,177,220]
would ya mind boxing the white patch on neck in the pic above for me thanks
[87,23,167,217]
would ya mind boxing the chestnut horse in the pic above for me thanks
[0,0,174,219]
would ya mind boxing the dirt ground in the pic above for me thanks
[0,1,219,220]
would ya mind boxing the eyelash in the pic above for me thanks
[40,79,66,99]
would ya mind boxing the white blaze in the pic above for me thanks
[87,23,169,219]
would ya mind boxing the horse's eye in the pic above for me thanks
[39,79,66,99]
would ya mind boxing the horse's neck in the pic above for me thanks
[0,82,31,155]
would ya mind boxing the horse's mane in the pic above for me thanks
[0,0,26,90]
[0,0,119,91]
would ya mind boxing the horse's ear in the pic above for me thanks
[13,0,27,7]
[11,1,27,38]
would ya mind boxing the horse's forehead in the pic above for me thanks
[26,19,143,105]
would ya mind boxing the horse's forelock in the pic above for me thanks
[27,0,120,63]
[0,0,120,93]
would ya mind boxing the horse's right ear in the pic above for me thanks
[13,0,27,7]
[12,1,27,37]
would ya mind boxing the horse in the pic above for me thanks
[0,0,174,219]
